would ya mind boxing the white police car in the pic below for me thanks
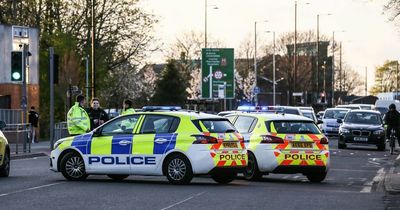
[50,107,247,184]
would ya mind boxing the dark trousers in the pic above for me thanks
[387,126,400,146]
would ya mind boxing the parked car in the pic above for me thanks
[316,111,325,121]
[320,108,350,136]
[301,110,318,124]
[338,110,385,151]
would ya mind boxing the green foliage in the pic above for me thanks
[152,60,188,106]
[371,60,399,95]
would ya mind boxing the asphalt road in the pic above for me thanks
[0,137,398,210]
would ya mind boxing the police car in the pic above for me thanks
[0,121,10,177]
[226,112,330,182]
[50,107,247,184]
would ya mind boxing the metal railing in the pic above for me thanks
[54,122,68,142]
[0,109,23,124]
[2,123,31,154]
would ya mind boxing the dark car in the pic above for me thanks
[338,110,385,151]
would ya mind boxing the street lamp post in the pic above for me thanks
[316,13,332,102]
[254,20,268,106]
[331,30,344,106]
[204,0,218,48]
[266,31,276,105]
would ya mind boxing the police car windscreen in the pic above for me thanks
[267,121,320,134]
[193,119,237,133]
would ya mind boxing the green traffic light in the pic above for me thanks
[12,72,21,80]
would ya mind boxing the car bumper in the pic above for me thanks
[339,133,385,146]
[322,127,339,136]
[49,149,61,172]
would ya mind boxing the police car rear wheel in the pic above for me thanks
[211,172,236,184]
[61,152,87,181]
[107,174,129,180]
[243,152,262,181]
[306,172,327,183]
[165,154,193,185]
[0,151,10,177]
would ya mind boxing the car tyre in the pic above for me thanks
[211,172,237,184]
[377,143,386,151]
[338,142,346,149]
[0,150,10,177]
[107,174,129,180]
[306,172,327,183]
[165,154,193,185]
[243,152,263,181]
[60,152,87,181]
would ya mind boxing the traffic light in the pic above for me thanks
[11,51,23,82]
[320,92,326,104]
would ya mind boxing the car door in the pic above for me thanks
[87,114,140,173]
[131,114,179,175]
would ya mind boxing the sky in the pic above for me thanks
[140,0,400,92]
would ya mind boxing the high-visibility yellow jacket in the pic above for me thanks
[67,102,90,135]
[121,108,135,115]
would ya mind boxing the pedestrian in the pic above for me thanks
[87,98,109,130]
[67,95,90,136]
[28,106,39,143]
[121,99,136,115]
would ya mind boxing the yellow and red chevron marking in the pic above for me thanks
[210,150,247,167]
[271,134,328,151]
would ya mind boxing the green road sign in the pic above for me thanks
[201,48,235,99]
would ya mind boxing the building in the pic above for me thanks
[0,24,39,110]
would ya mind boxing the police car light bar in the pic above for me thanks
[142,106,182,112]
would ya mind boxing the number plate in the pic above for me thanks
[354,137,368,141]
[292,142,313,148]
[223,142,238,148]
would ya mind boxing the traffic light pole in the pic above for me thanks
[22,44,28,152]
[49,47,55,149]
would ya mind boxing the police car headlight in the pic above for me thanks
[373,130,384,135]
[53,140,64,150]
[339,128,350,134]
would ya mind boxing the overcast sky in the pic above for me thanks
[140,0,400,91]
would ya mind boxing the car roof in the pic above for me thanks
[228,112,313,122]
[134,111,224,119]
[301,110,314,113]
[325,108,350,111]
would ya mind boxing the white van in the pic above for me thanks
[374,100,400,115]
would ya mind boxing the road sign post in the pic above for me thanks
[201,48,234,99]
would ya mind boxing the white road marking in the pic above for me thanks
[0,182,64,197]
[12,156,48,161]
[161,191,206,210]
[360,186,371,193]
[359,167,385,193]
[350,153,354,155]
[330,168,375,172]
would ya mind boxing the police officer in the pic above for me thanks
[384,103,400,146]
[87,98,109,130]
[67,95,90,136]
[121,99,135,115]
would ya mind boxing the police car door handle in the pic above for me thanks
[118,140,131,146]
[155,138,168,144]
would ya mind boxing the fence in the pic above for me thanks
[0,109,23,124]
[2,123,31,154]
[54,122,68,142]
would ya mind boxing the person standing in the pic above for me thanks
[87,98,109,130]
[67,95,90,136]
[28,106,39,143]
[121,99,135,115]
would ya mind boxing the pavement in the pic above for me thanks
[384,152,400,195]
[9,140,51,160]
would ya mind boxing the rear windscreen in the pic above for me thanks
[266,120,321,134]
[192,119,237,133]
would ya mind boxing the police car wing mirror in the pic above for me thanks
[337,119,343,124]
[0,121,6,130]
[93,128,102,137]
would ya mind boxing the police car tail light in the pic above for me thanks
[191,135,218,144]
[320,137,329,144]
[260,135,284,144]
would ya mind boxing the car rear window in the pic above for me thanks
[266,120,320,134]
[192,119,237,133]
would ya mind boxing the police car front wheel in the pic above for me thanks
[0,150,10,177]
[60,152,87,181]
[243,152,262,181]
[164,154,193,185]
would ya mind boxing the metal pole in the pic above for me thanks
[294,1,297,97]
[205,0,207,48]
[339,42,342,92]
[365,66,368,96]
[209,66,213,99]
[224,82,227,111]
[22,44,28,152]
[316,14,320,95]
[49,47,55,149]
[86,55,89,100]
[273,31,276,106]
[91,0,96,98]
[254,21,258,106]
[331,31,335,106]
[397,61,399,99]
